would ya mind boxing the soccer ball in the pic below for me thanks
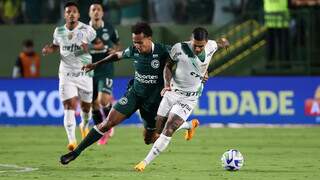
[221,149,244,171]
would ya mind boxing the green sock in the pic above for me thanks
[74,127,103,155]
[92,109,103,125]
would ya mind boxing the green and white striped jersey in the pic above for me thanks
[53,21,96,72]
[169,40,218,93]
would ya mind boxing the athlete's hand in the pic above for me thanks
[202,71,209,83]
[161,86,171,96]
[42,44,54,56]
[217,37,230,50]
[82,63,97,72]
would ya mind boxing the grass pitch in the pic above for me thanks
[0,126,319,180]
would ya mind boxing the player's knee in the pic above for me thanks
[162,128,174,137]
[155,116,167,134]
[98,120,111,133]
[80,104,91,113]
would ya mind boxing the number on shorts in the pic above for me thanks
[105,78,113,88]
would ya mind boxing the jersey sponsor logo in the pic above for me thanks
[134,53,139,57]
[135,72,158,84]
[151,59,160,69]
[118,97,128,105]
[178,102,192,111]
[62,44,81,52]
[153,54,159,58]
[190,72,204,80]
[102,33,110,41]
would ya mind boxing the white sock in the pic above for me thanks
[80,110,91,129]
[63,110,76,143]
[144,134,172,165]
[176,121,192,131]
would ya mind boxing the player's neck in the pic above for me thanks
[91,19,103,29]
[66,21,79,30]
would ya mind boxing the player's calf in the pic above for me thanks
[143,129,159,145]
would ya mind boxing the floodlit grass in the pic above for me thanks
[0,126,319,180]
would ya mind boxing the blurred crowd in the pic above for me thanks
[1,0,319,25]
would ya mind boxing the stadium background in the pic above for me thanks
[1,0,319,125]
[0,1,320,180]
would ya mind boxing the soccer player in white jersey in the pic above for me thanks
[42,2,96,151]
[135,27,229,171]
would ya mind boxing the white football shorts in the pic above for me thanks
[59,72,93,103]
[157,90,198,120]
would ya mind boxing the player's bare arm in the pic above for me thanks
[42,44,59,56]
[161,58,175,96]
[82,51,123,72]
[216,37,230,50]
[108,42,122,54]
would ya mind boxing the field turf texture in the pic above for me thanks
[0,126,319,180]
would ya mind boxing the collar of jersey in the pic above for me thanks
[64,21,82,31]
[89,20,104,28]
[181,42,205,62]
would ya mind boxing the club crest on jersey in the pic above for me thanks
[119,97,128,105]
[102,33,110,41]
[67,32,74,40]
[151,59,160,69]
[76,32,84,41]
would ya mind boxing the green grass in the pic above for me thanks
[0,126,319,180]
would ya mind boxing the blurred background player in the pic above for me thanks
[59,22,171,165]
[88,2,121,145]
[135,27,229,171]
[42,1,96,151]
[12,39,40,78]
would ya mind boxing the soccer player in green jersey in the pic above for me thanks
[86,3,121,145]
[60,22,171,165]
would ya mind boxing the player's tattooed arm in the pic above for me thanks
[42,44,59,56]
[216,38,230,50]
[161,58,175,96]
[81,51,123,72]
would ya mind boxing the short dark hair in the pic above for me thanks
[91,1,104,9]
[64,1,79,10]
[192,27,209,41]
[131,22,152,37]
[22,39,34,47]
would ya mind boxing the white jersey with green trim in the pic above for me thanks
[169,40,218,93]
[53,21,96,72]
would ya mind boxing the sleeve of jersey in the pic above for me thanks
[111,28,120,44]
[169,43,180,62]
[122,47,132,58]
[52,28,59,45]
[208,40,218,53]
[84,26,96,44]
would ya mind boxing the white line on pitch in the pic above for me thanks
[0,164,38,173]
